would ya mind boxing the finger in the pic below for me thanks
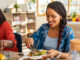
[28,39,32,48]
[47,54,54,59]
[25,39,27,45]
[0,42,1,50]
[26,40,29,48]
[48,49,54,53]
[27,40,31,47]
[31,41,33,45]
[28,39,33,47]
[25,39,29,47]
[50,55,54,59]
[48,49,55,54]
[42,54,50,58]
[3,41,5,48]
[0,41,1,48]
[1,41,4,51]
[4,41,7,48]
[46,52,55,58]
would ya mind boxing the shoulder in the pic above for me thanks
[63,25,74,36]
[40,23,49,29]
[2,21,10,26]
[2,21,11,29]
[64,25,73,32]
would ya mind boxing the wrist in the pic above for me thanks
[56,51,61,58]
[56,51,59,56]
[7,40,14,48]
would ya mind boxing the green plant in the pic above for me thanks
[72,12,76,18]
[14,3,19,12]
[31,0,36,4]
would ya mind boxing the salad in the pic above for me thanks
[28,49,47,56]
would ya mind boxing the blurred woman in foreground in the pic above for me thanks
[0,9,18,52]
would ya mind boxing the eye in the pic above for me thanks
[47,15,49,17]
[52,15,56,18]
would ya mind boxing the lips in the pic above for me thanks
[49,22,53,25]
[49,22,53,24]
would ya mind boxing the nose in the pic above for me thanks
[48,16,52,21]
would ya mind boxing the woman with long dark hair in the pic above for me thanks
[0,9,18,52]
[25,1,75,59]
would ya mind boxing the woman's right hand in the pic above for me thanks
[25,38,34,48]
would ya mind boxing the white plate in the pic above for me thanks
[19,50,47,60]
[19,56,28,60]
[19,54,46,60]
[27,54,46,59]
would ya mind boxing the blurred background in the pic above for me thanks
[0,0,80,52]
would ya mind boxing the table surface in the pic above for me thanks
[0,51,72,60]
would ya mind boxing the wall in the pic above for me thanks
[36,16,47,30]
[0,0,29,12]
[0,0,17,10]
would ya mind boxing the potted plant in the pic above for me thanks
[14,3,19,12]
[31,0,36,4]
[72,12,76,22]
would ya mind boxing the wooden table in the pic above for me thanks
[0,51,72,60]
[0,51,21,60]
[22,56,72,60]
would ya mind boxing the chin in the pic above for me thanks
[50,25,58,28]
[50,25,55,28]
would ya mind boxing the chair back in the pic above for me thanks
[14,33,22,52]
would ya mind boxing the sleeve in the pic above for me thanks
[62,27,75,52]
[29,24,44,47]
[4,22,17,49]
[68,28,75,40]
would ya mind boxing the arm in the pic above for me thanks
[4,22,17,48]
[43,49,70,59]
[25,24,45,48]
[59,27,75,58]
[29,24,45,47]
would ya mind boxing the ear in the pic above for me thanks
[60,16,62,20]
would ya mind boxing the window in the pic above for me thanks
[54,0,80,15]
[37,0,53,16]
[37,0,80,16]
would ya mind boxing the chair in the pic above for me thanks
[14,33,22,52]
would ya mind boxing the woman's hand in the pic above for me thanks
[0,40,14,51]
[0,40,8,51]
[42,49,70,59]
[25,38,34,48]
[42,49,59,59]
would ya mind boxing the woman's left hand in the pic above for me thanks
[0,40,14,51]
[0,40,8,51]
[42,49,59,59]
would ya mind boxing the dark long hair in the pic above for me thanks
[47,1,67,50]
[0,9,6,25]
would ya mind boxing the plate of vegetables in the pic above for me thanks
[27,49,47,59]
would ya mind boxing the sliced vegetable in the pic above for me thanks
[28,49,47,56]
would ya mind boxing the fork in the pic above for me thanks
[30,45,36,52]
[30,40,39,52]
